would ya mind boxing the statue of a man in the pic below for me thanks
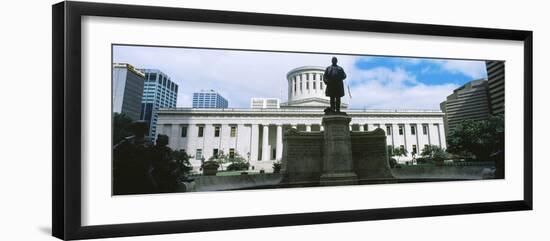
[324,57,347,113]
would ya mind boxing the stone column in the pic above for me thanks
[250,124,259,162]
[276,124,283,161]
[359,124,364,132]
[306,124,312,132]
[291,124,298,130]
[320,114,358,185]
[170,124,179,149]
[261,124,270,161]
[320,125,324,131]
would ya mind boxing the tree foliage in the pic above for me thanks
[446,116,504,161]
[420,145,448,164]
[172,149,193,175]
[388,145,408,157]
[113,112,133,143]
[207,150,248,171]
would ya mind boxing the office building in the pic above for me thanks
[139,68,178,139]
[486,61,505,116]
[112,63,145,120]
[440,79,491,136]
[192,90,228,108]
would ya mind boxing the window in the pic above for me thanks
[412,144,417,154]
[214,126,220,137]
[300,81,303,91]
[313,81,316,89]
[320,81,323,89]
[306,81,309,90]
[181,125,188,137]
[271,148,276,160]
[230,126,237,137]
[306,73,309,80]
[399,125,404,135]
[400,145,405,152]
[229,148,235,159]
[213,148,219,158]
[320,74,323,81]
[386,126,391,135]
[313,74,316,80]
[294,80,297,92]
[197,126,204,137]
[195,149,203,160]
[423,125,428,135]
[411,125,416,135]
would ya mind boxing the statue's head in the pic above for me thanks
[331,56,338,65]
[131,120,148,138]
[156,134,169,146]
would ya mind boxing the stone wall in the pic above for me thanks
[282,127,394,184]
[281,129,324,184]
[351,128,394,180]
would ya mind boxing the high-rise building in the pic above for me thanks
[112,63,145,121]
[440,79,491,136]
[486,61,505,116]
[251,98,280,109]
[192,90,228,108]
[139,69,178,139]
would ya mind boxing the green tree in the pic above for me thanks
[446,116,504,162]
[388,146,408,157]
[173,149,193,175]
[113,112,133,143]
[420,145,448,165]
[207,150,248,171]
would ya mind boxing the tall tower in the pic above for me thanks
[139,68,179,139]
[112,63,145,121]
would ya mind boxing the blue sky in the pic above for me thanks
[113,45,488,110]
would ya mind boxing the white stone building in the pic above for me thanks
[157,66,446,171]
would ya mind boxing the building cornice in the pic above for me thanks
[158,107,444,118]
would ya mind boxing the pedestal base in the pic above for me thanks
[320,172,358,186]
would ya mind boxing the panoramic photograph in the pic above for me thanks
[111,44,505,195]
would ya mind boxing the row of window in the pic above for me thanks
[293,80,324,93]
[385,124,430,136]
[181,125,238,138]
[293,73,324,81]
[387,144,431,155]
[194,148,236,160]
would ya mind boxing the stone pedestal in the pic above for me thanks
[320,114,358,185]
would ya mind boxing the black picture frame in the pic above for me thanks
[52,1,533,240]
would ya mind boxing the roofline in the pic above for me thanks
[157,107,444,117]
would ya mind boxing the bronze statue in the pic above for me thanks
[324,57,347,113]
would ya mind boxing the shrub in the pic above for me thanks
[227,161,250,171]
[272,161,282,173]
[389,158,398,168]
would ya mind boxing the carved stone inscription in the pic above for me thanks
[352,130,393,179]
[282,132,323,184]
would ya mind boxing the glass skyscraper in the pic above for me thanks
[112,63,145,121]
[192,90,228,108]
[139,69,178,139]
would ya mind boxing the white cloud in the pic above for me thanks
[114,46,462,110]
[427,59,487,79]
[343,66,457,110]
[114,46,348,108]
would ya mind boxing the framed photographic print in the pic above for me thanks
[52,1,533,240]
